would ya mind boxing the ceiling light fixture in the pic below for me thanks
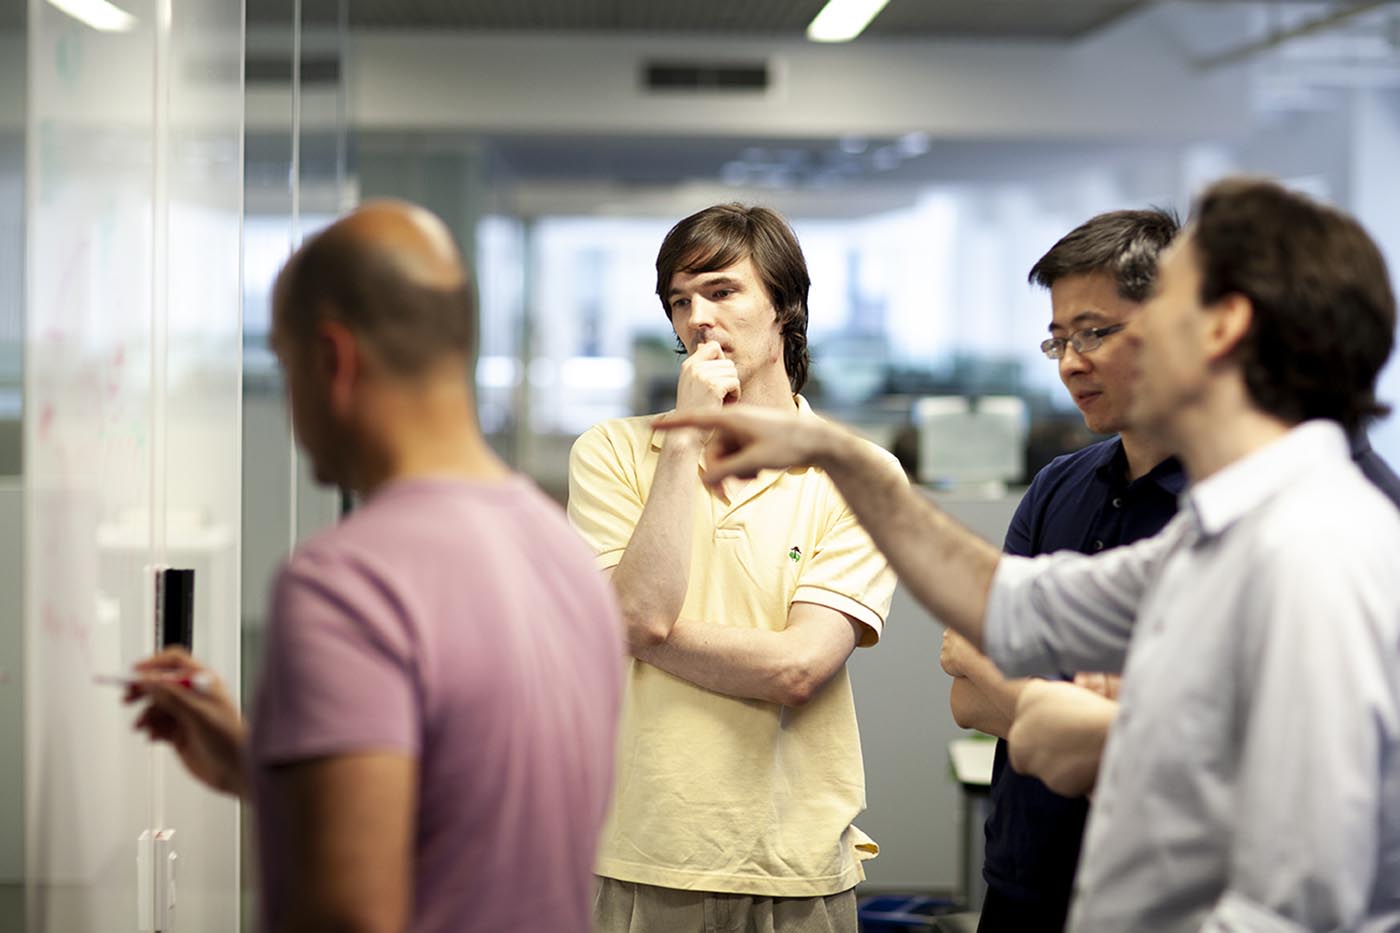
[807,0,893,43]
[45,0,137,32]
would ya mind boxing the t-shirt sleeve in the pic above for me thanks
[567,424,644,570]
[791,450,901,648]
[253,555,418,766]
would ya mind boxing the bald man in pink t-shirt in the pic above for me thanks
[127,201,623,932]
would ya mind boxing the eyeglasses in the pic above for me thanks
[1040,323,1126,360]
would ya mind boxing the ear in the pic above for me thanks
[313,319,360,417]
[1203,292,1253,365]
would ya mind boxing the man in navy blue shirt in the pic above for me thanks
[939,208,1182,932]
[941,209,1400,933]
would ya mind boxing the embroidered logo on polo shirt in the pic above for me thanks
[788,546,802,562]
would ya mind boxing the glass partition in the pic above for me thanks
[0,1,25,927]
[24,0,243,927]
[239,1,349,927]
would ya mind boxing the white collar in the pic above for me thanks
[1185,420,1350,539]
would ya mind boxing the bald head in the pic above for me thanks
[274,199,475,376]
[327,199,467,290]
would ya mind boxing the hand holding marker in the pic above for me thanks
[106,648,250,797]
[94,670,216,694]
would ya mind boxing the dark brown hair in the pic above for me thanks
[655,203,810,393]
[1029,207,1180,301]
[1191,177,1395,433]
[274,226,475,376]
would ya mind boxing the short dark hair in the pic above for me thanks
[1191,177,1394,434]
[655,203,811,393]
[274,224,476,376]
[1028,208,1181,301]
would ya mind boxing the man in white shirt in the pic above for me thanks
[655,177,1400,931]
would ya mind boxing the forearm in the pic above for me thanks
[611,438,701,650]
[948,644,1025,736]
[946,669,1024,734]
[635,617,842,707]
[816,430,1001,648]
[1007,684,1115,797]
[949,678,1007,736]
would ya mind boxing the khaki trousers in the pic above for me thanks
[593,877,858,933]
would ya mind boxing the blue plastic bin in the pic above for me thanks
[857,894,960,932]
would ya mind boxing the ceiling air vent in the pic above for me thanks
[643,61,770,93]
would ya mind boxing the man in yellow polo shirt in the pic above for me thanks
[568,203,898,933]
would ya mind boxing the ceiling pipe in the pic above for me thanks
[1195,0,1393,70]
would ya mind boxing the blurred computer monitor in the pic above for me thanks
[914,395,1027,490]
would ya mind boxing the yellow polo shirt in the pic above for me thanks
[567,396,898,896]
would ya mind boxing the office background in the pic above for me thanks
[3,1,1400,929]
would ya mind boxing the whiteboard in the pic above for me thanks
[24,1,243,929]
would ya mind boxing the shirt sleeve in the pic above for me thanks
[791,450,900,647]
[566,424,644,570]
[984,518,1181,677]
[253,554,419,765]
[1201,528,1399,930]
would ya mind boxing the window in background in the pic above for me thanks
[476,215,525,436]
[477,190,1109,455]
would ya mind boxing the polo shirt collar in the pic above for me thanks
[1092,437,1188,498]
[1184,419,1350,539]
[1146,454,1189,497]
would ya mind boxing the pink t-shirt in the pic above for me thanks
[251,476,623,933]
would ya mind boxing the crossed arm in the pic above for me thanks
[599,428,865,705]
[631,598,864,707]
[940,628,1026,738]
[572,402,872,706]
[1008,680,1117,797]
[943,624,1120,795]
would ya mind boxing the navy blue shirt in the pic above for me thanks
[1353,433,1400,506]
[982,437,1184,919]
[980,429,1400,924]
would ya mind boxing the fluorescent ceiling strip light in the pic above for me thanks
[45,0,137,32]
[807,0,893,42]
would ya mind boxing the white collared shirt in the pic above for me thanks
[985,420,1400,931]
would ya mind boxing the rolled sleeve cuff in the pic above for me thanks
[983,554,1057,677]
[1200,892,1311,933]
[792,585,885,647]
